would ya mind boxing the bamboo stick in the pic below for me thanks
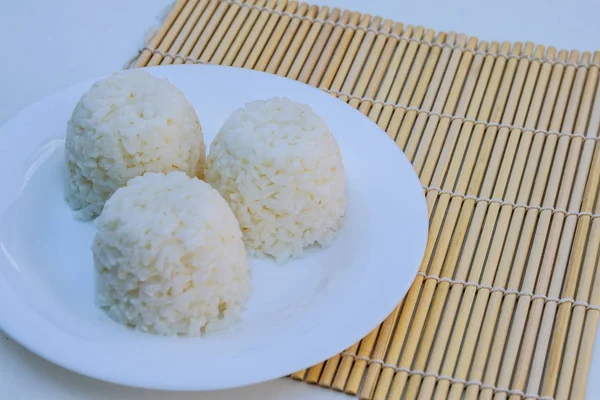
[359,29,434,114]
[188,0,234,64]
[208,0,258,65]
[417,38,488,188]
[506,52,597,400]
[402,42,495,400]
[157,0,203,65]
[571,199,600,400]
[394,33,470,285]
[206,0,266,68]
[169,0,213,64]
[231,0,281,67]
[194,0,241,64]
[370,34,459,400]
[353,22,411,114]
[178,0,220,64]
[348,33,454,398]
[325,14,373,93]
[219,0,268,66]
[296,8,354,90]
[372,39,495,400]
[323,29,431,393]
[424,41,501,214]
[314,12,363,89]
[285,6,333,79]
[290,370,307,380]
[376,26,428,133]
[421,39,511,398]
[334,17,384,102]
[361,25,420,125]
[342,325,380,394]
[453,48,565,400]
[331,343,359,391]
[411,37,478,176]
[572,310,600,400]
[542,75,600,397]
[317,352,341,388]
[402,34,469,163]
[296,8,344,83]
[374,35,472,400]
[426,44,550,400]
[275,4,321,77]
[344,20,400,111]
[473,50,578,400]
[385,28,436,145]
[386,39,478,400]
[347,31,440,398]
[553,146,600,399]
[305,361,324,384]
[134,0,189,67]
[306,10,355,87]
[553,140,600,400]
[426,40,539,400]
[370,279,423,400]
[253,1,302,72]
[495,51,591,400]
[527,52,600,398]
[334,17,388,104]
[436,41,540,400]
[354,303,402,397]
[402,40,530,400]
[264,3,312,74]
[244,0,298,70]
[148,0,201,64]
[396,34,464,163]
[388,30,446,149]
[364,33,475,398]
[401,42,491,400]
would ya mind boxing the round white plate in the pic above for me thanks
[0,65,428,391]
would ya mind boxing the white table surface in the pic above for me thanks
[1,0,599,398]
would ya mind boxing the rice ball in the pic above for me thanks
[92,171,251,337]
[65,70,205,220]
[205,97,347,264]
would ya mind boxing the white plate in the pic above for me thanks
[0,65,428,391]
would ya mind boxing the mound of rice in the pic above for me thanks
[205,97,346,264]
[65,70,205,220]
[92,171,250,337]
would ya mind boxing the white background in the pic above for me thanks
[0,0,598,399]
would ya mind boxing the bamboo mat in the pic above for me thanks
[128,0,600,398]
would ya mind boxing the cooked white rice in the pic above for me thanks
[92,171,251,337]
[65,70,205,220]
[205,97,347,264]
